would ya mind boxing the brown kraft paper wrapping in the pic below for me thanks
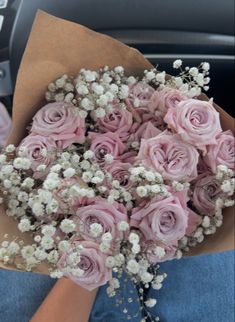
[0,10,234,274]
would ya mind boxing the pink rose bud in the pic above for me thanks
[18,134,57,179]
[164,99,222,154]
[89,132,126,165]
[58,239,112,291]
[104,161,132,189]
[126,81,155,109]
[97,106,133,141]
[204,130,235,172]
[31,102,85,149]
[138,131,199,182]
[193,173,222,215]
[142,240,176,264]
[149,87,186,119]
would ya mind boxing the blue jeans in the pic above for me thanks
[0,251,234,322]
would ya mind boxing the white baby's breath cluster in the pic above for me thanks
[45,66,137,121]
[0,64,233,322]
[144,60,210,98]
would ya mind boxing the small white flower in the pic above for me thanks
[78,110,88,119]
[5,144,15,153]
[99,242,110,253]
[34,235,41,243]
[105,256,116,268]
[195,73,204,86]
[83,150,94,160]
[1,164,13,175]
[34,249,47,261]
[60,219,76,234]
[119,85,129,99]
[3,179,12,189]
[92,83,104,95]
[13,157,31,170]
[151,184,161,194]
[154,246,166,259]
[63,167,76,178]
[156,71,166,83]
[101,232,113,243]
[145,298,157,308]
[174,77,183,88]
[36,164,47,172]
[21,246,34,259]
[50,164,62,173]
[114,66,124,74]
[141,272,153,284]
[144,171,156,182]
[82,171,93,183]
[127,76,136,85]
[76,84,89,95]
[117,221,129,232]
[127,259,140,274]
[84,70,97,82]
[189,67,199,77]
[47,250,59,264]
[173,59,182,69]
[22,177,34,188]
[132,244,141,254]
[128,232,140,244]
[104,154,114,164]
[41,236,54,250]
[221,179,234,194]
[97,95,108,106]
[58,240,70,252]
[90,223,103,237]
[81,98,94,111]
[0,154,7,163]
[109,84,119,94]
[136,186,148,197]
[50,270,64,279]
[18,218,31,232]
[202,62,210,71]
[146,71,155,81]
[42,225,56,236]
[80,160,90,170]
[109,278,120,289]
[95,107,106,118]
[43,178,60,190]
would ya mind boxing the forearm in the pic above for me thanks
[30,278,98,322]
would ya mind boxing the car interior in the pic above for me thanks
[0,0,234,116]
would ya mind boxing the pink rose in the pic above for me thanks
[130,193,189,245]
[97,106,133,141]
[126,82,155,109]
[73,198,128,246]
[138,131,199,182]
[204,130,235,172]
[192,173,223,215]
[104,161,132,189]
[157,87,186,112]
[131,121,161,142]
[89,132,125,165]
[0,102,12,147]
[18,134,57,179]
[164,99,222,153]
[58,239,112,291]
[142,240,176,264]
[31,102,85,149]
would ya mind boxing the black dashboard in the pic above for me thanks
[0,0,234,115]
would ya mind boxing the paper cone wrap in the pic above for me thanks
[0,11,234,274]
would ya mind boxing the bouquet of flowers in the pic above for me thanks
[0,11,234,322]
